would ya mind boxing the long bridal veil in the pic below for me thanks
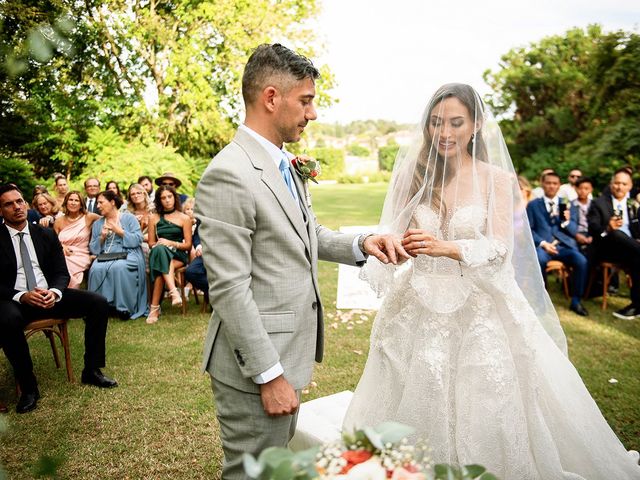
[345,83,640,479]
[361,83,568,353]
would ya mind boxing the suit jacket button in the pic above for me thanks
[312,301,318,310]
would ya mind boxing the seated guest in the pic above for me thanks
[0,184,117,414]
[154,172,188,204]
[588,168,640,320]
[32,192,61,228]
[54,191,100,288]
[137,175,155,203]
[571,177,594,256]
[146,186,192,324]
[527,171,589,316]
[530,167,555,200]
[126,183,153,261]
[52,174,69,208]
[518,175,532,204]
[88,191,148,320]
[83,178,101,214]
[558,168,584,202]
[184,220,208,294]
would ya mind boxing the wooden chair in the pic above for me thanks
[24,318,74,382]
[545,260,570,299]
[174,266,189,315]
[585,261,633,310]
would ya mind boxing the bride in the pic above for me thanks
[342,84,640,479]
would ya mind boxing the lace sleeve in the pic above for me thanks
[455,169,513,274]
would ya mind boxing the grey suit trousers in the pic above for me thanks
[212,377,300,480]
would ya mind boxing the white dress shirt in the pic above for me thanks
[611,194,632,237]
[6,223,62,303]
[240,124,366,384]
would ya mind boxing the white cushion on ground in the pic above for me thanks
[289,390,353,451]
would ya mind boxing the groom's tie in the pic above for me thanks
[279,156,299,202]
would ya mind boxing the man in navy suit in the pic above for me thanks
[527,172,589,316]
[0,184,117,413]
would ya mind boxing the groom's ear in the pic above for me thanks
[263,86,279,113]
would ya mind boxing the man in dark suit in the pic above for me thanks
[588,168,640,320]
[527,172,589,316]
[83,177,101,214]
[184,220,208,293]
[0,184,117,413]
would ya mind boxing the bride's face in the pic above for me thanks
[428,97,475,158]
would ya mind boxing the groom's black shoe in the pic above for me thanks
[569,302,589,317]
[81,369,118,388]
[16,388,40,414]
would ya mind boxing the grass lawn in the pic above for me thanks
[1,182,638,479]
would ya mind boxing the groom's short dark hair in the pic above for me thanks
[242,43,320,106]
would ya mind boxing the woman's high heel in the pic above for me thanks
[169,288,183,307]
[146,305,161,324]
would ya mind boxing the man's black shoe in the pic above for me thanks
[569,302,589,317]
[16,389,40,414]
[81,369,118,388]
[613,304,640,320]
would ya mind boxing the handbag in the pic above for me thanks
[96,251,128,262]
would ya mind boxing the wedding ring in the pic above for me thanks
[420,241,426,248]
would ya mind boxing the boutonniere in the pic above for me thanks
[628,198,639,220]
[291,154,321,184]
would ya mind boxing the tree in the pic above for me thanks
[347,144,370,157]
[1,0,332,179]
[483,25,640,188]
[378,141,399,172]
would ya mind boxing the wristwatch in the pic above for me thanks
[358,233,374,253]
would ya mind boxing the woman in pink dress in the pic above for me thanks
[54,191,100,288]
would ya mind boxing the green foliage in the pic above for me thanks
[347,144,371,157]
[0,157,37,194]
[0,0,330,180]
[337,171,392,184]
[433,464,498,480]
[78,127,202,196]
[484,25,640,187]
[33,455,63,478]
[378,141,400,171]
[308,147,345,179]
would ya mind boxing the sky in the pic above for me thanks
[312,0,639,124]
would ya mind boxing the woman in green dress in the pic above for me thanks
[146,186,192,323]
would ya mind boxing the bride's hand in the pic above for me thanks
[402,229,461,260]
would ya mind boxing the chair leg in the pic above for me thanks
[46,330,62,368]
[562,269,570,299]
[602,265,611,310]
[59,322,74,382]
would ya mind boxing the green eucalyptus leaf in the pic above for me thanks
[478,474,499,480]
[243,453,264,479]
[259,447,294,468]
[362,427,384,450]
[463,465,486,477]
[372,421,415,444]
[272,459,295,480]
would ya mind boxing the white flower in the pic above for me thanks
[343,459,387,480]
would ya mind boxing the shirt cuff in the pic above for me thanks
[50,288,63,302]
[353,235,367,263]
[560,220,570,229]
[252,362,284,384]
[12,291,26,303]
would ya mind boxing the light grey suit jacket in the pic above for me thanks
[195,128,360,394]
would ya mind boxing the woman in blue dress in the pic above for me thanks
[88,190,148,320]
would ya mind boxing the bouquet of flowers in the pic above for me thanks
[243,422,498,480]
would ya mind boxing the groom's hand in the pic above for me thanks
[363,234,411,265]
[260,375,299,416]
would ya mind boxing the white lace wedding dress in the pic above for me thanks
[343,204,640,480]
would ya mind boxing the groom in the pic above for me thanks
[195,44,407,478]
